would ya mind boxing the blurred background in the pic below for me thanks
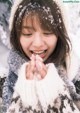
[0,0,80,69]
[0,0,80,112]
[0,0,13,68]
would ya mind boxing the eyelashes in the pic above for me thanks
[22,33,32,36]
[22,32,53,37]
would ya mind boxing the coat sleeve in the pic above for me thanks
[2,71,18,111]
[6,63,41,113]
[72,65,80,110]
[6,63,80,113]
[36,63,80,113]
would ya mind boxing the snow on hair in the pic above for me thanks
[9,0,68,31]
[53,0,69,31]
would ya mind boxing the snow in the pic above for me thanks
[63,3,80,59]
[69,33,80,58]
[0,2,80,78]
[0,66,8,78]
[0,2,80,112]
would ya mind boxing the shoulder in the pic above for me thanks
[3,71,18,95]
[7,71,18,87]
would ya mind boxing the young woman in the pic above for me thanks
[2,0,80,112]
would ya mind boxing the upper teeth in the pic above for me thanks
[32,51,45,54]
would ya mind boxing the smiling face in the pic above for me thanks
[10,1,70,67]
[20,13,58,61]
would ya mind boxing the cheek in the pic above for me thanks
[20,38,26,48]
[48,37,58,50]
[20,37,30,49]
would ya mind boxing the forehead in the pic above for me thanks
[22,12,39,25]
[22,13,42,31]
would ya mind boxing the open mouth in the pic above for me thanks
[30,50,47,58]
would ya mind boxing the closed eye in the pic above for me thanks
[22,33,32,36]
[43,32,53,35]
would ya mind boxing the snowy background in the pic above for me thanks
[64,3,80,59]
[0,0,13,70]
[0,0,80,73]
[0,0,80,111]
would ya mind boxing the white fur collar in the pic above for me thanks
[66,50,80,81]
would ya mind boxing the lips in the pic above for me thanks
[31,50,47,54]
[30,50,47,58]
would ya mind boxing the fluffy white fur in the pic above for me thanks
[9,0,23,30]
[36,63,69,109]
[15,63,66,108]
[7,62,80,113]
[14,63,39,109]
[66,50,80,80]
[14,63,79,112]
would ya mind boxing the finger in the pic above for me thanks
[26,60,36,79]
[25,63,32,79]
[30,54,36,61]
[37,74,42,80]
[36,60,47,79]
[29,73,34,80]
[36,55,46,79]
[40,63,47,79]
[26,64,34,80]
[36,54,43,62]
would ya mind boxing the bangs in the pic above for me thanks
[15,1,63,37]
[15,2,59,37]
[22,9,57,36]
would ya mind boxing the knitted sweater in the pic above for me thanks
[2,49,80,112]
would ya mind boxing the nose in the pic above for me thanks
[32,33,44,48]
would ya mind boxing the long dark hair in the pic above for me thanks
[10,0,71,69]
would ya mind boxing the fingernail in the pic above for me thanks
[36,55,43,61]
[30,54,36,61]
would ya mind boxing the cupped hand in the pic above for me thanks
[26,54,36,80]
[26,54,48,80]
